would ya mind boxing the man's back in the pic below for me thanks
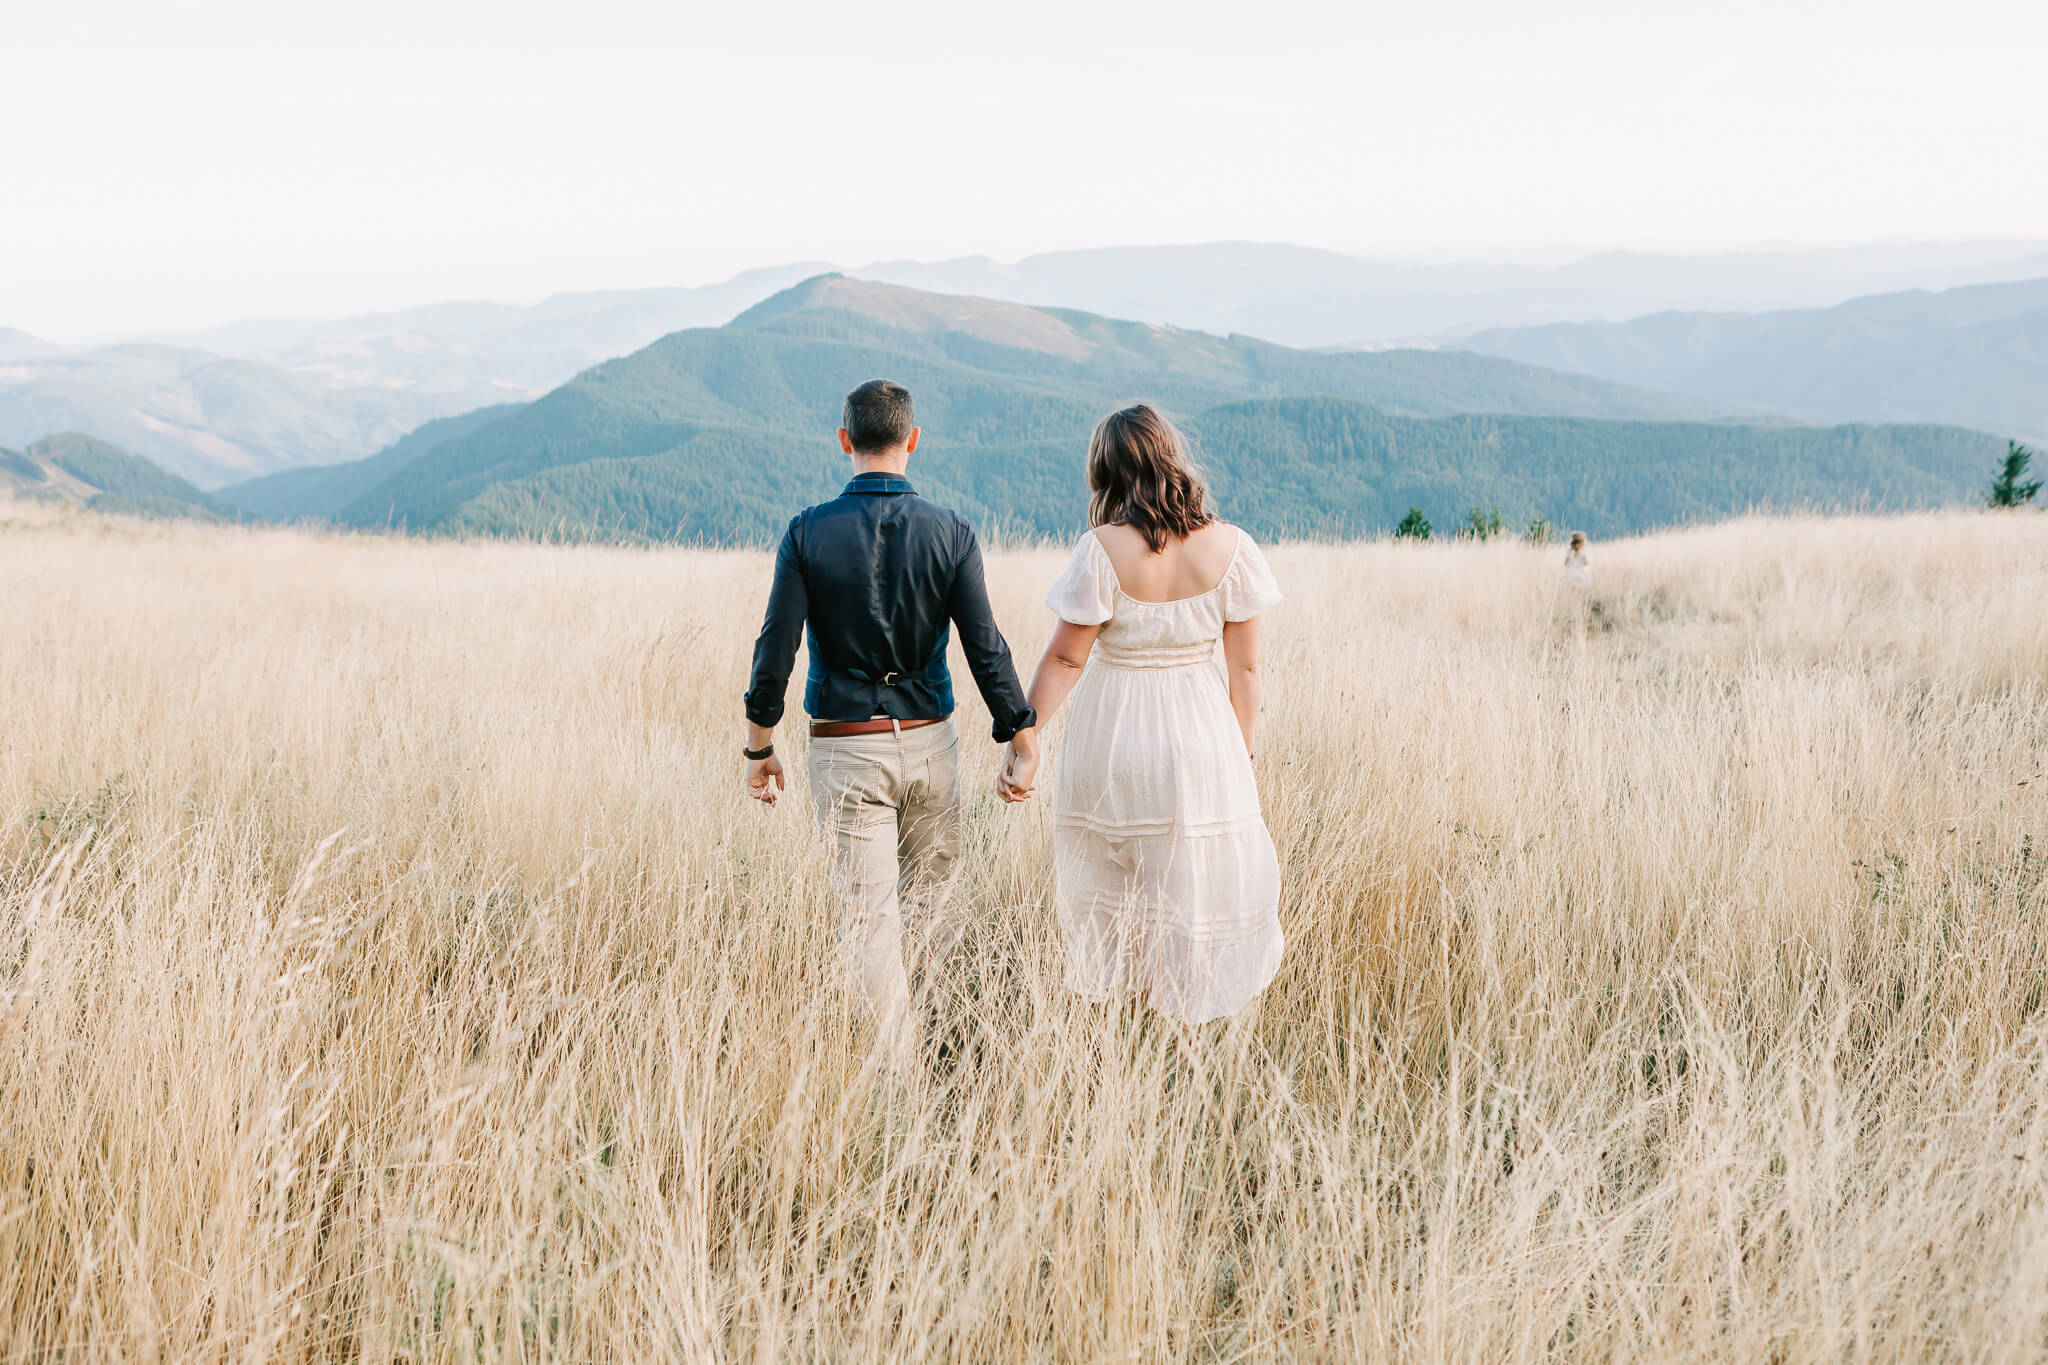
[744,471,1035,740]
[797,475,968,695]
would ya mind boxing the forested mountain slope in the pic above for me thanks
[0,433,229,521]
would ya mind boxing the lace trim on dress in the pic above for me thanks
[1055,910,1285,949]
[1052,810,1268,839]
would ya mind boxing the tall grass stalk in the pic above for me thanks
[2,502,2045,1360]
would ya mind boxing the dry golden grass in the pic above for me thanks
[2,499,2046,1362]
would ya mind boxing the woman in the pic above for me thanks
[1562,531,1593,588]
[997,405,1284,1024]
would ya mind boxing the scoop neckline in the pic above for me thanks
[1091,525,1243,606]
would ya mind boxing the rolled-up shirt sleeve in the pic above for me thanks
[743,519,808,728]
[947,527,1037,742]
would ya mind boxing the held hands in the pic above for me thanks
[746,753,786,805]
[996,729,1039,803]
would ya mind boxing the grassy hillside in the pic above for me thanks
[4,509,2045,1358]
[0,432,227,521]
[301,276,2007,544]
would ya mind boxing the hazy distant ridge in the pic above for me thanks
[853,241,2048,347]
[214,404,527,523]
[0,344,461,488]
[1461,278,2048,441]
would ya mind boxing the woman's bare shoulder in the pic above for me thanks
[1090,522,1150,554]
[1186,520,1243,567]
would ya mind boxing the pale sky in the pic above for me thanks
[5,0,2046,340]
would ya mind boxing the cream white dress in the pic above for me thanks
[1043,527,1286,1023]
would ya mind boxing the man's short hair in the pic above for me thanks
[842,379,915,454]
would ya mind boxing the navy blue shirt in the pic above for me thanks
[744,473,1037,742]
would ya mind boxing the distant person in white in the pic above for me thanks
[1563,531,1593,588]
[996,405,1285,1024]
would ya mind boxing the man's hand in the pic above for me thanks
[996,729,1039,803]
[746,753,786,805]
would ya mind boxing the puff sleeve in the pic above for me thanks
[1222,532,1283,622]
[1045,532,1117,626]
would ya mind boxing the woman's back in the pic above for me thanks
[1093,520,1241,604]
[1051,524,1275,670]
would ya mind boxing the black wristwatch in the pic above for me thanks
[744,743,774,761]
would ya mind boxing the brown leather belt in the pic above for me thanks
[810,717,944,739]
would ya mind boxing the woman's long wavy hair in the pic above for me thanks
[1086,404,1216,553]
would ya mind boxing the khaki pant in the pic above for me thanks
[807,719,962,1068]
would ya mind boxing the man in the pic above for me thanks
[743,379,1039,1071]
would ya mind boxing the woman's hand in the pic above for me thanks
[745,753,785,805]
[997,731,1039,803]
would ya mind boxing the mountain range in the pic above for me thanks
[0,266,829,489]
[1461,279,2048,443]
[156,264,833,412]
[854,240,2048,349]
[212,275,2009,544]
[9,241,2048,489]
[167,240,2048,363]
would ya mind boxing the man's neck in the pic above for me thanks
[851,455,911,478]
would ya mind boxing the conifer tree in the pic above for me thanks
[1987,441,2042,508]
